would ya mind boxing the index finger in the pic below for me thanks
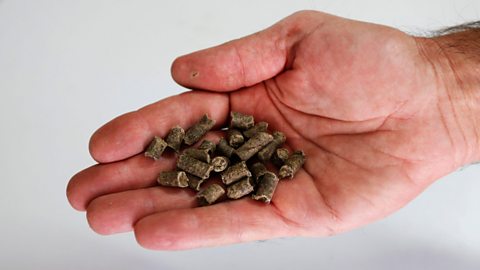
[89,91,230,163]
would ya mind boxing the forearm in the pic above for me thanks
[415,23,480,164]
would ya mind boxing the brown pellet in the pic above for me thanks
[184,114,216,145]
[234,132,273,161]
[257,131,286,163]
[279,150,306,179]
[227,129,244,148]
[187,174,205,191]
[177,154,214,180]
[184,148,211,163]
[250,162,267,184]
[271,147,290,167]
[220,161,252,185]
[198,140,216,155]
[197,184,225,206]
[165,125,185,152]
[243,121,268,138]
[226,177,255,199]
[230,111,254,130]
[211,156,229,172]
[252,172,279,203]
[144,136,168,160]
[157,171,189,188]
[216,138,235,158]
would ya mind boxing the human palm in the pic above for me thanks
[67,11,467,249]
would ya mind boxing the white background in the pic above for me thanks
[1,1,479,269]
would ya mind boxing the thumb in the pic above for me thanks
[171,10,325,91]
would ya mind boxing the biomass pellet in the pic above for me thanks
[197,184,225,206]
[250,162,267,183]
[220,161,252,185]
[198,140,216,155]
[257,131,286,162]
[184,114,216,145]
[216,138,235,158]
[234,132,273,161]
[227,129,244,148]
[211,156,229,172]
[177,154,214,179]
[187,174,205,191]
[230,111,254,130]
[243,121,268,138]
[226,177,255,199]
[157,171,189,188]
[165,125,185,152]
[252,172,279,203]
[279,150,306,179]
[184,148,211,163]
[144,136,168,160]
[271,148,290,167]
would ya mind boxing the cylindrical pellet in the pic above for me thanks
[220,161,252,185]
[211,156,229,172]
[157,171,189,188]
[197,184,225,206]
[252,172,279,203]
[184,114,216,145]
[271,148,290,167]
[216,138,235,158]
[165,125,185,152]
[226,177,255,199]
[177,154,214,179]
[184,148,211,163]
[250,162,267,184]
[144,136,168,160]
[257,131,286,162]
[234,132,273,161]
[279,150,306,179]
[198,140,216,155]
[227,129,244,148]
[187,174,205,191]
[230,111,254,130]
[243,121,268,138]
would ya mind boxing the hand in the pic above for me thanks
[67,11,478,250]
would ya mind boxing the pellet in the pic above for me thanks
[243,121,268,138]
[184,148,211,163]
[177,154,213,180]
[227,129,244,148]
[220,161,252,185]
[165,125,185,152]
[211,156,229,172]
[257,131,286,162]
[234,132,273,161]
[157,171,189,188]
[226,177,255,199]
[279,150,306,179]
[144,136,168,160]
[250,162,267,184]
[230,111,254,130]
[184,114,216,145]
[198,140,216,155]
[271,148,290,167]
[216,138,235,158]
[187,174,205,191]
[197,184,225,206]
[252,172,279,203]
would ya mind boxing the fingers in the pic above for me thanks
[89,91,229,163]
[133,200,296,250]
[171,10,325,91]
[86,187,196,235]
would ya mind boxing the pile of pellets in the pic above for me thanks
[144,112,305,206]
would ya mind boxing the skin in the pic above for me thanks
[66,11,480,250]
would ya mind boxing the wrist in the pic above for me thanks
[415,29,480,165]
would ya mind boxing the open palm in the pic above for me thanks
[67,11,470,250]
